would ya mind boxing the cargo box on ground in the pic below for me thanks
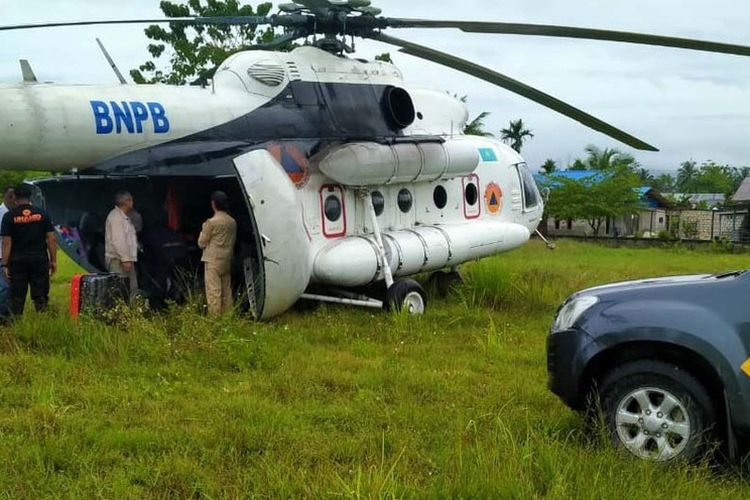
[69,273,130,318]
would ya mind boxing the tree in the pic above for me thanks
[676,160,697,192]
[446,94,494,137]
[568,159,588,171]
[692,161,733,194]
[729,166,750,193]
[573,145,637,172]
[130,1,280,85]
[541,159,557,174]
[637,168,654,185]
[500,119,533,153]
[653,173,676,192]
[463,111,494,137]
[0,171,43,191]
[543,168,641,237]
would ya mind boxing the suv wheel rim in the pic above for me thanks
[615,387,691,461]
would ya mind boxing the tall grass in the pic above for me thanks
[1,240,749,498]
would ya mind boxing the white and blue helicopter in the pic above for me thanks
[1,0,749,318]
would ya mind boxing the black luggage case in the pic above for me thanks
[70,273,130,317]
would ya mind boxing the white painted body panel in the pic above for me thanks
[318,138,480,186]
[0,46,468,172]
[0,84,256,170]
[303,136,541,290]
[313,220,530,287]
[233,150,312,319]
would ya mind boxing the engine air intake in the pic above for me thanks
[382,86,415,130]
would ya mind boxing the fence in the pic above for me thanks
[665,209,750,243]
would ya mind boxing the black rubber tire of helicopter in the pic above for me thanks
[384,279,427,314]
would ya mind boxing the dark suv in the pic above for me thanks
[547,271,750,461]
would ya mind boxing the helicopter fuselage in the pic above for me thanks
[0,46,543,318]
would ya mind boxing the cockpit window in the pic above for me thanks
[517,163,541,211]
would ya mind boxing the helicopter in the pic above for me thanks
[1,1,749,319]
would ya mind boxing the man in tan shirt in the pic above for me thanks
[105,190,138,298]
[198,191,237,316]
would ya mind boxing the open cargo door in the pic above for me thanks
[233,149,312,319]
[28,179,100,273]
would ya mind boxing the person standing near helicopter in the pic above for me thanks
[198,191,236,316]
[105,191,138,298]
[0,187,15,319]
[0,184,57,316]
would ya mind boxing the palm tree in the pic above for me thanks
[500,119,534,153]
[638,168,654,185]
[463,112,494,137]
[576,145,637,171]
[677,160,697,192]
[541,159,557,174]
[654,173,676,192]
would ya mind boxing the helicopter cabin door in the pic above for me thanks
[232,149,312,319]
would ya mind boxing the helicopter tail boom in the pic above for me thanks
[0,83,246,171]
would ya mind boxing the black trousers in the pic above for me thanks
[8,256,50,316]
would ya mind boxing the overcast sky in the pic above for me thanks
[1,0,749,173]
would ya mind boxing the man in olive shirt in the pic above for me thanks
[0,184,57,316]
[198,191,237,316]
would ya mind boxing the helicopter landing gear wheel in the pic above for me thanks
[385,279,427,315]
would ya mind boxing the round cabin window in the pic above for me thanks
[433,185,447,209]
[324,195,342,222]
[398,189,413,213]
[371,191,385,216]
[465,182,479,206]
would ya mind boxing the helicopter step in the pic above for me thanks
[299,279,427,315]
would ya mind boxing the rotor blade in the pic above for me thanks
[0,16,270,32]
[385,19,750,58]
[96,38,127,85]
[369,32,658,151]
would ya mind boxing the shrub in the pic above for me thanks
[657,230,674,241]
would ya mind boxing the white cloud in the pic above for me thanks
[1,0,749,171]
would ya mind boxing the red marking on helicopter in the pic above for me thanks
[266,143,310,187]
[462,174,481,220]
[319,185,347,239]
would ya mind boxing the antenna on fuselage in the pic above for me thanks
[96,38,127,84]
[19,59,37,83]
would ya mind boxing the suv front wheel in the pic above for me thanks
[598,359,716,462]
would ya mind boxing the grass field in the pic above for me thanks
[2,240,750,498]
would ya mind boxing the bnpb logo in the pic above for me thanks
[90,100,170,135]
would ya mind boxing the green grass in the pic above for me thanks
[2,240,750,498]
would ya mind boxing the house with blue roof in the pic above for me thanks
[537,171,673,238]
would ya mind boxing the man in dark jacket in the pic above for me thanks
[0,184,57,316]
